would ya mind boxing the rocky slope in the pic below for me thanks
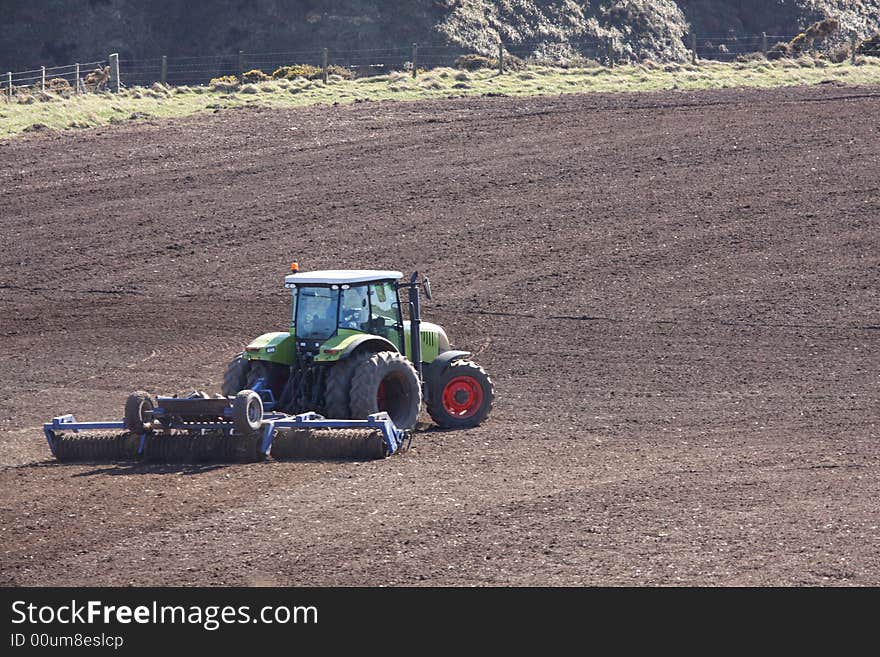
[1,1,878,72]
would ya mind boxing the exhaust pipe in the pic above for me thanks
[407,271,423,390]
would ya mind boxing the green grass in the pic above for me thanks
[2,58,879,139]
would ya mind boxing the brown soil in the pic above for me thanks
[1,86,878,586]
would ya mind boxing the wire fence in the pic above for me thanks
[3,60,109,96]
[2,31,877,99]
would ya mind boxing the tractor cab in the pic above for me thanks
[284,269,405,354]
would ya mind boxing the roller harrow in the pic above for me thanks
[44,390,411,463]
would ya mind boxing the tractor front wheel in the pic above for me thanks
[349,351,421,430]
[324,352,370,419]
[427,360,494,429]
[221,353,250,397]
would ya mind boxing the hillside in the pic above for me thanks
[2,1,879,70]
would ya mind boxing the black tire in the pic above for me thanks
[246,359,288,399]
[124,390,154,433]
[426,360,494,429]
[324,351,371,419]
[221,353,250,397]
[349,351,421,430]
[232,390,263,434]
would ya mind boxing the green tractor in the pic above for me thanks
[221,267,494,431]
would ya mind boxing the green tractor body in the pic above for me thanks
[223,269,493,430]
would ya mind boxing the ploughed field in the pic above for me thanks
[1,85,878,585]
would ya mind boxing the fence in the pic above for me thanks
[3,31,878,98]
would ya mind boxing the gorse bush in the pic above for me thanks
[769,18,841,60]
[271,64,354,81]
[272,64,322,80]
[209,75,239,91]
[326,65,354,79]
[242,69,270,83]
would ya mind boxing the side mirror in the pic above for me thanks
[422,276,433,301]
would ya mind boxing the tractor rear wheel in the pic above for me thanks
[349,351,421,430]
[221,353,250,397]
[427,360,494,429]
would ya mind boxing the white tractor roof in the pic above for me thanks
[285,269,404,286]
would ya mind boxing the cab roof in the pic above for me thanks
[284,269,403,286]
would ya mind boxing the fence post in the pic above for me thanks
[6,72,11,100]
[74,63,80,94]
[161,55,167,85]
[761,32,768,56]
[850,32,857,64]
[690,33,697,64]
[498,42,504,74]
[322,48,328,83]
[411,43,418,78]
[109,53,120,92]
[238,50,245,79]
[41,66,46,91]
[606,38,614,67]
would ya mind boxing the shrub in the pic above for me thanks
[150,82,171,97]
[45,77,71,93]
[272,64,322,80]
[767,41,791,60]
[83,66,111,91]
[789,33,808,54]
[209,75,239,92]
[568,56,600,69]
[327,65,354,79]
[271,64,353,81]
[805,18,839,40]
[455,54,492,71]
[769,20,841,60]
[857,34,880,56]
[736,52,766,63]
[242,69,270,83]
[454,53,525,72]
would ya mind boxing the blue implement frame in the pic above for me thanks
[258,411,410,457]
[43,415,128,457]
[44,405,411,459]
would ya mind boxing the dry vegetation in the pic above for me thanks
[2,55,879,139]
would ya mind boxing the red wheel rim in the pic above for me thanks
[442,376,483,419]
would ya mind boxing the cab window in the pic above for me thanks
[295,286,339,340]
[339,285,370,332]
[369,282,399,338]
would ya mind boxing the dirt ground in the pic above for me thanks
[1,85,878,586]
